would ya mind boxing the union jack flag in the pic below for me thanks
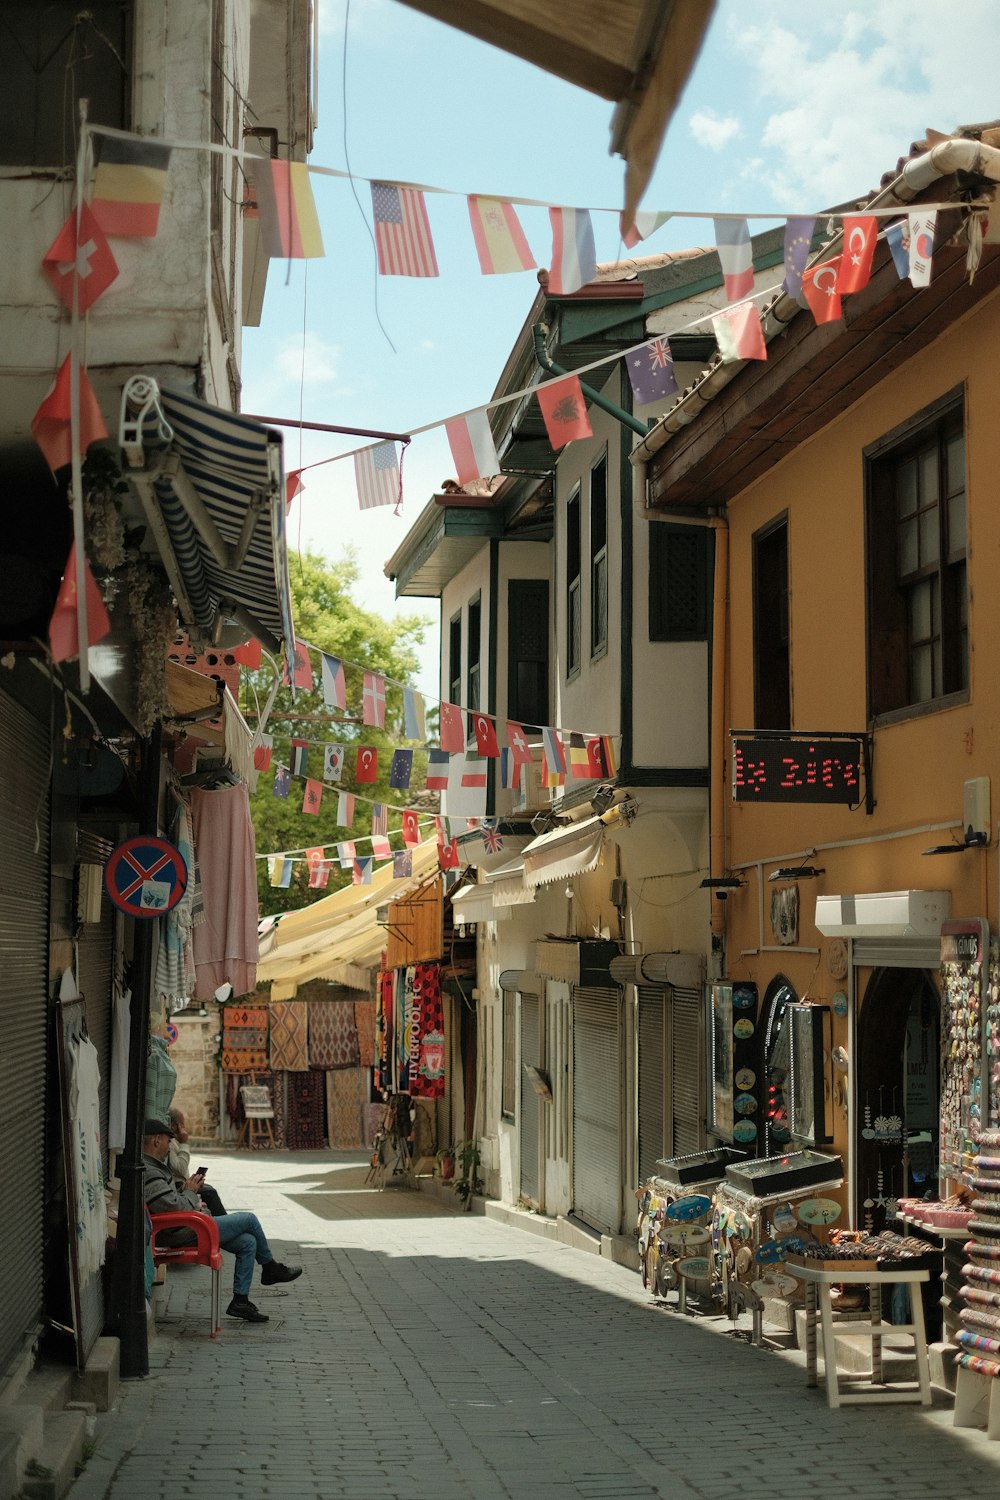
[480,819,504,855]
[648,337,671,368]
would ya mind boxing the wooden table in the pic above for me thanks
[795,1261,932,1409]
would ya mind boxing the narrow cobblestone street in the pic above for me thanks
[69,1151,1000,1500]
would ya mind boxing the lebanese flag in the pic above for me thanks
[467,195,536,274]
[548,207,597,294]
[802,258,843,324]
[31,355,108,474]
[439,701,465,753]
[713,218,754,301]
[837,215,877,295]
[401,810,420,847]
[48,542,111,662]
[472,713,499,758]
[712,302,767,363]
[537,375,592,449]
[445,408,499,485]
[42,203,118,314]
[506,720,533,764]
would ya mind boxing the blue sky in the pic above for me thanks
[242,0,999,695]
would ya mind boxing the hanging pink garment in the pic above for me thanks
[190,782,259,999]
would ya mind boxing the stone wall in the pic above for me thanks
[170,1010,222,1142]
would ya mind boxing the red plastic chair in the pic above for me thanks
[148,1210,224,1336]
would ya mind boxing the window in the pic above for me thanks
[866,393,967,718]
[753,517,790,730]
[590,455,608,657]
[448,613,461,706]
[0,3,131,167]
[648,523,711,641]
[566,488,581,677]
[508,580,549,729]
[467,594,481,714]
[501,991,516,1118]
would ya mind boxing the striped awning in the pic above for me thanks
[121,377,294,655]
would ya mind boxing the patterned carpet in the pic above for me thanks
[326,1068,367,1149]
[308,999,359,1069]
[354,999,376,1069]
[268,1000,310,1071]
[221,1006,269,1072]
[286,1069,326,1149]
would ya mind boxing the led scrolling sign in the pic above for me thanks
[731,732,873,812]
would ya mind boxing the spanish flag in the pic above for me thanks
[92,137,172,237]
[254,160,324,259]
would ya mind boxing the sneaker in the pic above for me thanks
[226,1296,269,1323]
[260,1261,302,1286]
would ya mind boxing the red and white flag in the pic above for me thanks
[439,838,460,871]
[439,701,465,753]
[472,713,499,758]
[802,257,843,325]
[837,215,877,295]
[548,206,597,294]
[712,302,767,363]
[713,217,754,301]
[48,542,111,662]
[42,203,118,314]
[505,721,533,765]
[372,834,392,860]
[908,211,937,287]
[354,441,399,511]
[371,182,438,277]
[401,810,420,847]
[285,470,304,510]
[362,670,387,728]
[302,779,323,815]
[337,792,356,826]
[445,408,499,485]
[252,734,273,772]
[467,195,535,274]
[31,355,108,473]
[536,375,592,449]
[355,746,378,783]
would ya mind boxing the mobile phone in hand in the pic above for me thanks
[197,1166,208,1177]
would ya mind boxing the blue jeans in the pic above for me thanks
[213,1211,274,1296]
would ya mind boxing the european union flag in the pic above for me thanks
[390,749,413,789]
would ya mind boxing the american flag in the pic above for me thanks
[354,441,399,510]
[371,803,388,838]
[371,182,439,277]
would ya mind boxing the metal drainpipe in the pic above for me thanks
[532,324,650,437]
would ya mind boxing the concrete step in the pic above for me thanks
[19,1367,75,1415]
[0,1425,24,1499]
[19,1409,86,1500]
[793,1306,920,1379]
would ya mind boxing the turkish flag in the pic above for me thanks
[472,713,499,757]
[802,258,843,325]
[355,746,378,782]
[439,701,465,753]
[837,216,877,295]
[48,542,112,662]
[505,721,533,764]
[536,375,592,449]
[586,736,611,778]
[439,838,460,871]
[42,203,118,314]
[401,810,419,847]
[31,355,108,473]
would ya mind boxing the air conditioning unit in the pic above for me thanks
[814,890,949,938]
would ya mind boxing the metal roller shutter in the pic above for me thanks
[852,938,941,970]
[519,993,540,1207]
[637,987,665,1183]
[76,844,115,1170]
[0,689,50,1376]
[572,986,621,1233]
[670,985,704,1157]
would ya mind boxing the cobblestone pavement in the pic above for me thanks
[69,1150,1000,1500]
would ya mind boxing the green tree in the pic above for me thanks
[246,549,432,915]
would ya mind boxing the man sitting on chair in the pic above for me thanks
[167,1107,228,1217]
[143,1117,302,1323]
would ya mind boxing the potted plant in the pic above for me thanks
[436,1146,456,1181]
[453,1140,483,1208]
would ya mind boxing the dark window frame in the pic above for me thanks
[501,991,516,1119]
[865,387,968,724]
[752,514,790,731]
[466,593,481,715]
[507,578,549,732]
[448,612,462,707]
[590,451,609,660]
[566,486,582,679]
[648,522,711,642]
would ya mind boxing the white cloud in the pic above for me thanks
[689,109,741,151]
[726,1,1000,207]
[274,331,341,386]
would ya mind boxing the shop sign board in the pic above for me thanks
[675,1257,711,1281]
[731,733,864,805]
[940,918,989,967]
[104,835,188,918]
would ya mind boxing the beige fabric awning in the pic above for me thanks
[486,858,536,907]
[451,882,510,923]
[522,816,605,889]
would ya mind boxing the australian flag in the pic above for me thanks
[625,337,678,406]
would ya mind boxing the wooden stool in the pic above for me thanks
[237,1081,275,1150]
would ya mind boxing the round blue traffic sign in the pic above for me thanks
[104,836,188,919]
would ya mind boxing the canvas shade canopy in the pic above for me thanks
[485,857,536,907]
[522,815,605,889]
[119,376,294,656]
[451,880,510,923]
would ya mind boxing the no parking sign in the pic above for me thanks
[104,835,188,918]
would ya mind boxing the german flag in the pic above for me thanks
[254,160,324,259]
[92,137,172,237]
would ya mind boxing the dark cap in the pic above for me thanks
[143,1117,173,1138]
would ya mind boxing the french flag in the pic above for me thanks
[548,207,597,295]
[713,217,754,301]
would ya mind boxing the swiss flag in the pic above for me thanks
[401,810,420,847]
[42,203,118,314]
[505,721,533,764]
[48,542,112,662]
[472,713,499,758]
[439,701,465,753]
[536,375,593,450]
[802,258,843,325]
[836,216,877,295]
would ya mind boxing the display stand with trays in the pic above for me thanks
[952,1134,1000,1440]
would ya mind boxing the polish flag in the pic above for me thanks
[445,408,499,485]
